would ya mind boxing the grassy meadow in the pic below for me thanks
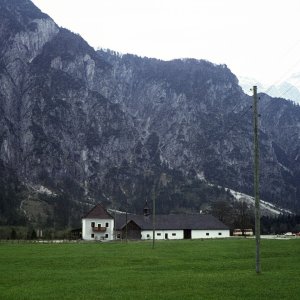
[0,238,299,299]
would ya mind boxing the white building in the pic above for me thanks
[82,202,230,241]
[82,204,114,241]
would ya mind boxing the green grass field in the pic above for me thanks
[0,238,299,299]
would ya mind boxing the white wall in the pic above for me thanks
[141,230,184,240]
[82,218,114,241]
[82,218,230,241]
[141,229,230,240]
[191,229,230,239]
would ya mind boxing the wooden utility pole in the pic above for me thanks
[152,188,156,249]
[125,199,128,243]
[113,198,117,241]
[253,86,261,274]
[120,186,128,243]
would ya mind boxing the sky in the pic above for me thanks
[31,0,300,87]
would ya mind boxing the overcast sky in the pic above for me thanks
[31,0,300,86]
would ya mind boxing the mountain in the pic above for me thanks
[0,0,299,228]
[0,0,140,226]
[95,50,300,210]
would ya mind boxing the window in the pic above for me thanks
[172,233,176,236]
[206,233,209,236]
[147,234,150,238]
[91,234,94,238]
[98,224,101,228]
[106,222,109,227]
[117,233,121,239]
[91,222,95,228]
[157,233,161,236]
[105,234,108,238]
[218,232,222,236]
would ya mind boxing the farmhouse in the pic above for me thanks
[82,203,230,241]
[82,204,114,241]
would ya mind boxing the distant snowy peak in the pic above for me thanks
[267,82,300,103]
[238,75,300,104]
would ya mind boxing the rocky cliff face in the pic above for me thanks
[0,0,299,227]
[95,50,300,210]
[0,0,140,226]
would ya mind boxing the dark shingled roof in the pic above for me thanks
[83,203,113,219]
[115,214,228,230]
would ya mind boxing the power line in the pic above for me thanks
[263,57,300,96]
[196,105,253,155]
[277,81,300,100]
[263,39,300,95]
[248,40,300,109]
[226,106,252,133]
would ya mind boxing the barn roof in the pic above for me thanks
[115,214,228,230]
[82,203,113,219]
